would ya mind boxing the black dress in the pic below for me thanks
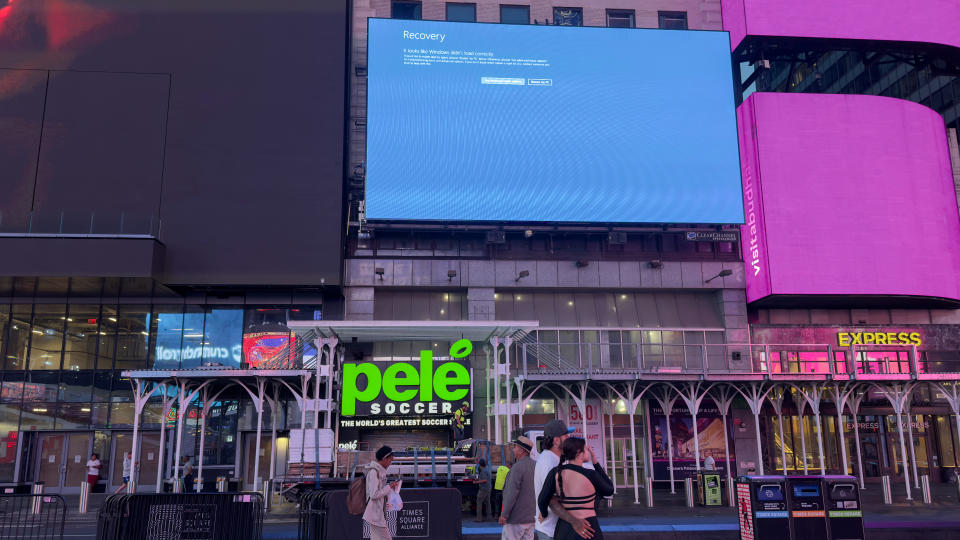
[537,463,614,540]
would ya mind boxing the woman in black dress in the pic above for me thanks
[537,437,614,540]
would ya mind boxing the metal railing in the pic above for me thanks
[514,341,960,378]
[0,492,66,539]
[0,210,160,237]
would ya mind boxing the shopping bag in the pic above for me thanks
[386,483,403,511]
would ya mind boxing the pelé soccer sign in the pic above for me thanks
[340,339,472,416]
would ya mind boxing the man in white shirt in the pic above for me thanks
[703,451,716,471]
[535,419,597,540]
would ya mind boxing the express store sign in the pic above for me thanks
[340,339,472,416]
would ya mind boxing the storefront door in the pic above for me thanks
[34,432,93,493]
[242,433,272,490]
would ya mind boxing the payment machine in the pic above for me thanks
[824,475,864,540]
[736,476,790,540]
[698,472,723,506]
[786,476,828,540]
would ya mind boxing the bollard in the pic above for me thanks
[727,476,736,507]
[921,475,931,504]
[173,478,183,493]
[216,476,227,493]
[644,477,654,507]
[881,475,892,504]
[262,480,273,512]
[31,482,44,515]
[79,481,90,514]
[127,478,136,494]
[684,477,694,507]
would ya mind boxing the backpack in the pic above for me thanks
[346,473,368,515]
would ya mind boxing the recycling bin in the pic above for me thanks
[786,476,828,540]
[698,472,723,506]
[824,475,864,540]
[735,476,790,540]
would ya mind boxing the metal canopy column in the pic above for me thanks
[128,378,161,493]
[504,337,513,438]
[155,385,176,492]
[793,384,827,475]
[489,338,502,444]
[847,389,868,489]
[872,382,916,500]
[172,379,207,491]
[675,382,714,474]
[236,377,268,491]
[603,381,651,504]
[904,399,920,489]
[734,382,773,476]
[767,386,788,474]
[197,384,233,493]
[830,382,859,478]
[710,384,737,482]
[651,385,679,493]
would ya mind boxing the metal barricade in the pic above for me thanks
[0,492,67,539]
[684,477,694,507]
[881,475,893,504]
[96,492,264,540]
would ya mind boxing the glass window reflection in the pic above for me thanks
[115,305,150,370]
[97,305,118,370]
[63,305,99,370]
[28,305,65,370]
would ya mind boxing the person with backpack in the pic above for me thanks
[360,446,400,540]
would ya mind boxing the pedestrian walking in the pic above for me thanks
[113,452,134,494]
[475,459,493,521]
[499,436,537,540]
[182,455,195,491]
[86,453,101,488]
[363,446,401,540]
[537,438,613,540]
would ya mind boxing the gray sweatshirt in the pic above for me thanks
[499,455,537,524]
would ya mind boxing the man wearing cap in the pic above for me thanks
[499,436,537,540]
[534,419,574,540]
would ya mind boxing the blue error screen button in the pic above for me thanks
[528,78,553,86]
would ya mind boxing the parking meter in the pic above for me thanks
[736,476,789,540]
[824,475,864,540]
[786,476,828,540]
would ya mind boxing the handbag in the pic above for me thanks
[386,482,403,511]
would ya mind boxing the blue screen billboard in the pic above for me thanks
[365,19,744,224]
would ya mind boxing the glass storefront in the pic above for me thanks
[0,301,320,483]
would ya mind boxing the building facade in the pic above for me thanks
[0,0,958,503]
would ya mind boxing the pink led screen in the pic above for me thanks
[739,92,960,304]
[721,0,960,51]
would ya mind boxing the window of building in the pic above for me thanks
[606,9,634,28]
[29,305,65,370]
[500,4,529,24]
[658,11,687,29]
[553,7,583,26]
[446,3,476,22]
[392,1,422,20]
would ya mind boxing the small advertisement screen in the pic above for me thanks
[366,19,743,224]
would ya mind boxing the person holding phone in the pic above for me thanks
[364,446,402,540]
[537,438,614,540]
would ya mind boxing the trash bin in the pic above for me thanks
[786,476,828,540]
[698,472,723,506]
[824,475,864,540]
[735,476,790,540]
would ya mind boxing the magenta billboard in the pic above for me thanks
[738,92,960,304]
[721,0,960,51]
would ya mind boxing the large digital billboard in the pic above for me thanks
[365,19,744,224]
